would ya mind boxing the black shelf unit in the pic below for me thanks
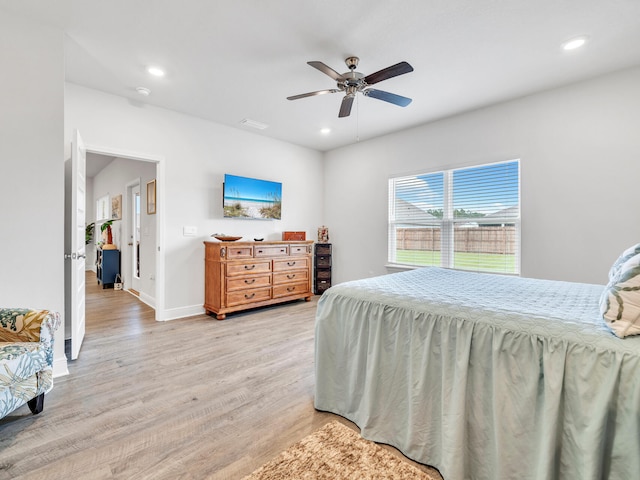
[314,243,332,295]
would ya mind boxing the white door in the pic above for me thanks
[69,130,87,360]
[129,183,142,293]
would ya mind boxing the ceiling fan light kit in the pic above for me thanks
[287,56,414,118]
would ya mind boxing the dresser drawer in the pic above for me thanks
[227,246,253,259]
[273,257,309,271]
[290,244,310,255]
[315,244,332,255]
[273,269,308,285]
[255,245,289,257]
[226,260,271,276]
[315,255,332,267]
[272,282,309,299]
[227,274,272,291]
[315,280,331,294]
[316,268,331,279]
[227,287,272,307]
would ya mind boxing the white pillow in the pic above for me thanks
[601,252,640,338]
[609,243,640,282]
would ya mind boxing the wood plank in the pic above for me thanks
[0,271,441,479]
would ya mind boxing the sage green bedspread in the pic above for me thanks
[314,267,640,480]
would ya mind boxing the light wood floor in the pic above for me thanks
[0,272,442,479]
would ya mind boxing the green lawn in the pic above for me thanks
[395,249,517,274]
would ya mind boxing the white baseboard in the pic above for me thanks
[126,289,156,310]
[53,356,69,378]
[159,304,205,321]
[140,291,155,308]
[122,290,202,321]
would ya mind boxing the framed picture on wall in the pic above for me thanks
[147,179,156,215]
[111,194,122,220]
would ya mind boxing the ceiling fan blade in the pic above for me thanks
[338,95,355,118]
[287,89,340,101]
[308,61,344,81]
[364,61,413,85]
[364,89,412,107]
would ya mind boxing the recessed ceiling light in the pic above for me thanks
[562,36,588,51]
[147,66,165,77]
[239,118,269,130]
[320,128,331,135]
[136,87,151,96]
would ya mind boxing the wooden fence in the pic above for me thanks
[396,226,517,255]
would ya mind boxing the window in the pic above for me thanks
[96,195,110,222]
[388,160,520,274]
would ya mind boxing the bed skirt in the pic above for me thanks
[314,268,640,480]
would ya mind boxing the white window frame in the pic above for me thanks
[96,194,110,222]
[388,159,521,275]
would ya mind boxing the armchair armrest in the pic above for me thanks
[0,309,61,365]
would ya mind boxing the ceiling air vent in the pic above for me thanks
[239,118,269,130]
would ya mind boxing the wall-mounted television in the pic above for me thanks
[223,174,282,220]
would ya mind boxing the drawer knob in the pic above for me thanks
[245,279,256,284]
[287,286,295,292]
[287,274,296,279]
[287,261,296,266]
[245,293,256,299]
[244,265,256,270]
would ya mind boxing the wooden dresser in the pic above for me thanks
[204,240,313,319]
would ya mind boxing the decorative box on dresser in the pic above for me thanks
[204,240,313,320]
[96,247,120,289]
[314,243,332,295]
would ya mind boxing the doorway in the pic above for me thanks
[127,181,142,296]
[67,141,165,361]
[85,154,158,309]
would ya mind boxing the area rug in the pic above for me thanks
[242,421,441,479]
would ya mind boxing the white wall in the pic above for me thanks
[85,176,96,270]
[0,13,67,375]
[324,67,640,285]
[91,158,157,304]
[65,84,324,319]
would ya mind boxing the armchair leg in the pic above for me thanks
[27,393,45,415]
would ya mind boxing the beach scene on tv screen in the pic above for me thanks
[223,174,282,219]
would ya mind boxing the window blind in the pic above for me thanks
[389,160,520,274]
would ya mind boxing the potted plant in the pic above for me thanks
[85,222,95,245]
[100,220,114,247]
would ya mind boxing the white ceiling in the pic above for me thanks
[85,152,116,178]
[3,0,640,152]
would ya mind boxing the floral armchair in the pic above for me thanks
[0,308,60,419]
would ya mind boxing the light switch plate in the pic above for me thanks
[183,226,197,236]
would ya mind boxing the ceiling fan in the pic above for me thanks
[287,56,414,118]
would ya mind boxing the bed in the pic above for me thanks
[314,267,640,480]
